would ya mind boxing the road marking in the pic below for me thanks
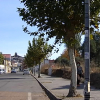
[28,92,32,100]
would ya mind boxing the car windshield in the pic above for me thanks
[0,69,3,71]
[24,69,28,71]
[12,69,15,71]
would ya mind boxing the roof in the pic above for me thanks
[49,60,55,63]
[11,52,22,57]
[2,54,11,58]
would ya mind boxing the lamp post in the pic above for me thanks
[84,0,90,100]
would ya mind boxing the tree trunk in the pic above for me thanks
[67,48,77,97]
[38,60,41,78]
[34,67,35,76]
[62,63,66,75]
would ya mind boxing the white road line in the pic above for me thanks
[28,92,32,100]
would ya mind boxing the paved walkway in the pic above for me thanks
[32,74,100,100]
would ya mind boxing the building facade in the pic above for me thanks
[2,54,11,73]
[11,52,24,71]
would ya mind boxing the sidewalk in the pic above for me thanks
[32,74,100,100]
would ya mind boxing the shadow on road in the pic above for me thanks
[0,78,25,80]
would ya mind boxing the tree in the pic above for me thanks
[55,56,69,66]
[81,32,100,67]
[94,33,100,66]
[62,48,80,60]
[18,0,100,97]
[24,53,33,68]
[25,37,52,77]
[55,55,69,74]
[0,53,4,65]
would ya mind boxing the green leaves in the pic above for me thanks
[18,0,100,48]
[81,32,100,62]
[0,53,4,64]
[24,37,52,67]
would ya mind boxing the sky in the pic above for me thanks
[0,0,84,60]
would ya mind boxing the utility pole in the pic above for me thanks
[84,0,90,100]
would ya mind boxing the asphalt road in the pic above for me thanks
[0,72,49,100]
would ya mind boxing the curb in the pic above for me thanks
[31,74,61,100]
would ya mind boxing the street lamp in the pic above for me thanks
[84,0,90,100]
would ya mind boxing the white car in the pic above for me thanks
[0,69,5,74]
[23,69,30,75]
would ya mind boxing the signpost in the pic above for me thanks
[84,0,90,100]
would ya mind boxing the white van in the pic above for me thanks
[0,65,5,74]
[0,69,5,74]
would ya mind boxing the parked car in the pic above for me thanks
[14,67,19,72]
[23,69,30,75]
[0,69,5,74]
[11,69,16,73]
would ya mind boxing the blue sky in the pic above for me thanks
[0,0,84,60]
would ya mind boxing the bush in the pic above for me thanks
[52,69,63,77]
[90,72,100,89]
[62,67,71,79]
[41,64,49,74]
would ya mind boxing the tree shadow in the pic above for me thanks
[90,86,100,91]
[77,83,99,91]
[0,78,25,80]
[77,83,84,89]
[42,76,62,78]
[52,85,70,90]
[51,84,85,90]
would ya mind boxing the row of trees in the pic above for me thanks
[18,0,100,97]
[23,37,52,77]
[0,53,4,64]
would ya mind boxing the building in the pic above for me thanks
[11,52,24,71]
[35,59,55,72]
[2,54,11,73]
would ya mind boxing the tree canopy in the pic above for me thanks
[24,37,52,68]
[81,32,100,66]
[0,53,4,65]
[55,56,69,66]
[18,0,100,48]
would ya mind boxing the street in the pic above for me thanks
[0,72,49,100]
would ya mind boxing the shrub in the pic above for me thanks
[62,67,71,79]
[52,69,63,77]
[90,72,100,89]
